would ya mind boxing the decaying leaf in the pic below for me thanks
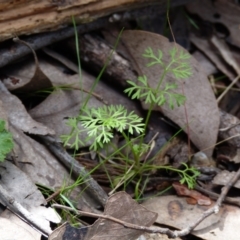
[0,217,40,240]
[218,110,240,148]
[1,57,53,93]
[143,195,240,240]
[49,192,157,240]
[0,161,47,208]
[86,191,157,240]
[190,35,235,80]
[0,81,54,135]
[210,35,240,76]
[1,36,52,93]
[140,232,182,240]
[0,160,60,236]
[172,182,211,206]
[213,170,240,189]
[0,74,95,238]
[192,51,217,76]
[187,0,240,48]
[9,123,94,212]
[29,63,142,148]
[121,30,219,157]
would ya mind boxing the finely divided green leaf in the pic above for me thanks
[0,119,14,162]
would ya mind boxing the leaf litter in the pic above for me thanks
[49,192,157,240]
[121,30,220,157]
[143,195,240,240]
[28,58,142,149]
[1,2,240,239]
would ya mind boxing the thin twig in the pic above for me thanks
[217,75,240,103]
[197,133,240,154]
[52,203,176,237]
[195,184,240,207]
[219,121,240,131]
[45,188,61,202]
[53,165,240,238]
[108,163,135,195]
[39,135,108,207]
[176,165,240,237]
[144,132,159,162]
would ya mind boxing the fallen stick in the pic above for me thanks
[53,165,240,238]
[40,135,108,207]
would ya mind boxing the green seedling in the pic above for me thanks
[125,47,191,108]
[62,105,145,151]
[0,119,14,162]
[125,46,192,133]
[62,46,192,150]
[61,22,199,199]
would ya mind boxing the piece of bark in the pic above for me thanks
[0,0,189,42]
[70,33,137,87]
[0,2,190,68]
[219,109,240,148]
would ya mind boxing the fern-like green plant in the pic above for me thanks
[124,46,192,110]
[80,105,145,150]
[0,119,14,162]
[62,105,145,151]
[61,45,200,195]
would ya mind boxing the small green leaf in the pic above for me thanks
[0,119,14,162]
[179,50,191,60]
[146,61,161,67]
[142,47,153,58]
[169,47,177,59]
[138,75,148,86]
[76,105,145,151]
[172,67,192,79]
[158,49,163,60]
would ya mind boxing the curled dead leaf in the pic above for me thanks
[172,182,211,206]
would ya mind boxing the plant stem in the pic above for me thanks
[121,131,140,166]
[140,67,168,150]
[81,28,124,111]
[72,16,83,104]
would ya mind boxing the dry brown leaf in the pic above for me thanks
[48,222,68,240]
[172,182,211,206]
[1,55,52,92]
[29,63,142,148]
[0,81,54,135]
[121,30,219,157]
[143,195,240,240]
[8,124,93,212]
[0,161,47,208]
[0,84,94,220]
[31,88,99,146]
[192,51,217,76]
[190,34,236,81]
[49,192,157,240]
[0,160,60,235]
[140,232,182,240]
[218,110,240,148]
[210,35,240,76]
[213,170,240,189]
[0,217,40,240]
[187,0,240,48]
[86,192,157,240]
